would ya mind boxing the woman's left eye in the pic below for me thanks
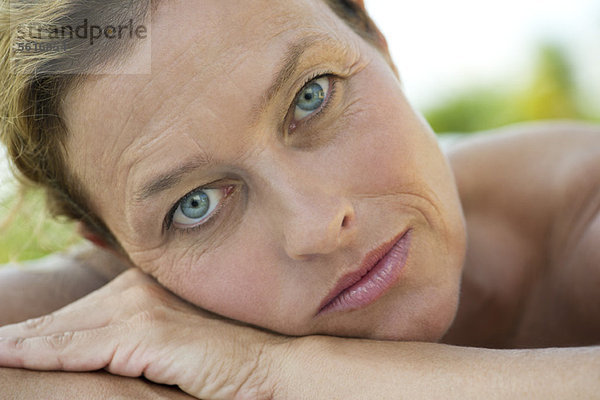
[293,76,331,121]
[169,187,227,229]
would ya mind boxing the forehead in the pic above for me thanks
[62,0,355,223]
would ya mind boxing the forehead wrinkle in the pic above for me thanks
[119,57,241,209]
[126,79,197,155]
[123,103,217,205]
[63,76,150,217]
[100,7,336,170]
[117,72,219,189]
[115,32,229,160]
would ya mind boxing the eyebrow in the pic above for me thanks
[255,33,333,121]
[134,155,214,202]
[134,34,332,203]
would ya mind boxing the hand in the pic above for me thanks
[0,269,285,399]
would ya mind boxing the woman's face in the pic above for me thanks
[63,0,466,341]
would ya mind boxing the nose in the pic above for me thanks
[282,190,357,260]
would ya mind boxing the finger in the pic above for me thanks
[0,281,131,338]
[0,315,174,383]
[0,272,157,338]
[0,328,118,372]
[0,305,113,339]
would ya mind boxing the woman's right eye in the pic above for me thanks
[169,187,229,230]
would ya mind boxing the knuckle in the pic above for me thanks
[7,336,27,350]
[134,309,155,324]
[23,313,54,332]
[125,309,157,330]
[112,285,167,324]
[44,331,76,350]
[132,307,167,325]
[123,307,172,335]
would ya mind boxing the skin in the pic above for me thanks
[0,0,599,398]
[0,368,196,400]
[445,123,600,348]
[60,0,466,341]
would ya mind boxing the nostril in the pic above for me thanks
[340,205,356,230]
[341,214,351,228]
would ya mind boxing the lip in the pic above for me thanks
[316,229,412,317]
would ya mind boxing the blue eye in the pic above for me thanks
[171,188,225,229]
[294,76,330,121]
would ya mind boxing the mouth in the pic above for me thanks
[316,229,412,317]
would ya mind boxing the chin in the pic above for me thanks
[372,301,460,342]
[376,265,463,341]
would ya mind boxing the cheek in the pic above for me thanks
[145,230,285,324]
[340,61,466,256]
[334,70,439,195]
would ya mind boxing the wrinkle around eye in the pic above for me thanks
[126,242,171,276]
[172,244,209,274]
[285,81,359,150]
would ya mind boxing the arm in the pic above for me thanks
[0,269,598,399]
[0,247,197,399]
[273,336,600,399]
[0,368,196,400]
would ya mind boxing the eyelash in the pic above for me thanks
[288,72,338,133]
[163,73,338,235]
[164,185,235,234]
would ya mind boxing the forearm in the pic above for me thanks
[274,337,600,399]
[0,368,196,399]
[3,267,597,399]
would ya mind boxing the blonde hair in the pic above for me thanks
[0,0,389,251]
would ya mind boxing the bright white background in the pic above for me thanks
[367,0,600,114]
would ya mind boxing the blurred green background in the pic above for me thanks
[0,41,598,264]
[0,186,81,264]
[425,43,599,133]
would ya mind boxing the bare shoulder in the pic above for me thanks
[0,245,130,326]
[446,121,600,347]
[448,121,599,214]
[449,121,599,257]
